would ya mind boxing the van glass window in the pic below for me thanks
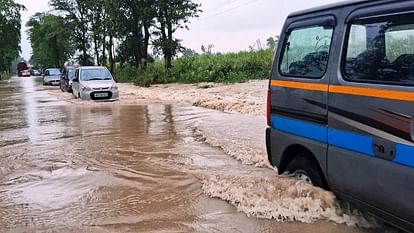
[344,14,414,85]
[347,25,367,58]
[279,26,334,78]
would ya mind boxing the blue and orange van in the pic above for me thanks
[266,0,414,231]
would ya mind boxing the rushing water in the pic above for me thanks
[0,77,386,232]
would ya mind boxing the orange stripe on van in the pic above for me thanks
[270,80,414,102]
[329,85,414,102]
[270,80,329,92]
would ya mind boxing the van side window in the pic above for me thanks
[344,14,414,85]
[279,26,334,78]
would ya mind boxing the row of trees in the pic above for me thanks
[0,0,24,73]
[27,0,202,72]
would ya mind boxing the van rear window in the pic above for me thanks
[279,26,334,79]
[344,13,414,85]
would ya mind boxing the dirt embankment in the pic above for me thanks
[45,80,269,117]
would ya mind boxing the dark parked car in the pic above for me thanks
[60,66,78,93]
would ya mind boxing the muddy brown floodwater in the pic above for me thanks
[0,77,389,233]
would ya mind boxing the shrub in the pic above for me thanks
[0,72,11,80]
[113,49,274,86]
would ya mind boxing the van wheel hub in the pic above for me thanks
[294,170,312,184]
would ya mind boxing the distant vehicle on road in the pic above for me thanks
[72,66,119,101]
[31,69,41,76]
[43,68,62,86]
[60,66,78,93]
[266,0,414,232]
[21,70,31,77]
[17,62,28,77]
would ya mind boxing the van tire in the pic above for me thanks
[285,156,327,190]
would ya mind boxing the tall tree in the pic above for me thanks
[50,0,92,65]
[116,0,156,68]
[103,0,120,73]
[85,0,107,66]
[27,13,74,68]
[0,0,25,72]
[153,0,201,69]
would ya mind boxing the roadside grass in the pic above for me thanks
[0,72,12,80]
[114,49,274,87]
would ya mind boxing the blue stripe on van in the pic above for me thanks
[328,128,375,157]
[271,114,414,167]
[395,144,414,168]
[271,115,327,143]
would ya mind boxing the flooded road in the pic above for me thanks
[0,77,382,232]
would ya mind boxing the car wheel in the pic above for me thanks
[285,155,328,189]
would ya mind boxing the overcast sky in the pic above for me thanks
[16,0,338,60]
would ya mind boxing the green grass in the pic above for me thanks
[114,49,274,87]
[0,72,12,80]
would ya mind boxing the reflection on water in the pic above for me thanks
[0,77,379,233]
[21,75,40,143]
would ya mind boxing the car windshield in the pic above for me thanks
[81,68,112,81]
[68,69,76,80]
[48,69,61,76]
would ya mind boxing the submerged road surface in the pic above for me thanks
[0,77,381,232]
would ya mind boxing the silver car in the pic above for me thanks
[43,68,62,86]
[72,66,119,101]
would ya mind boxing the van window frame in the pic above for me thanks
[341,11,414,87]
[277,15,337,80]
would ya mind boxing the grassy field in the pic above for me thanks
[114,49,274,86]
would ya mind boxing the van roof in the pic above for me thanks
[289,0,378,17]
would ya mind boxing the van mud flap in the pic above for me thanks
[266,127,274,167]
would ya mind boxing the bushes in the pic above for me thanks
[0,72,11,80]
[113,49,274,86]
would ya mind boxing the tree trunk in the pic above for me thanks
[80,14,89,66]
[94,36,99,66]
[142,23,150,69]
[54,35,60,68]
[165,53,172,69]
[108,35,114,74]
[165,22,173,69]
[102,37,106,66]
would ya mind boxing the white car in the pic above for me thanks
[72,66,119,101]
[43,68,62,85]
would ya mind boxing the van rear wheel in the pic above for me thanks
[285,156,327,189]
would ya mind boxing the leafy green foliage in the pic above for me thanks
[50,0,93,65]
[114,49,273,86]
[26,13,74,68]
[0,0,24,72]
[153,0,201,69]
[31,0,201,70]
